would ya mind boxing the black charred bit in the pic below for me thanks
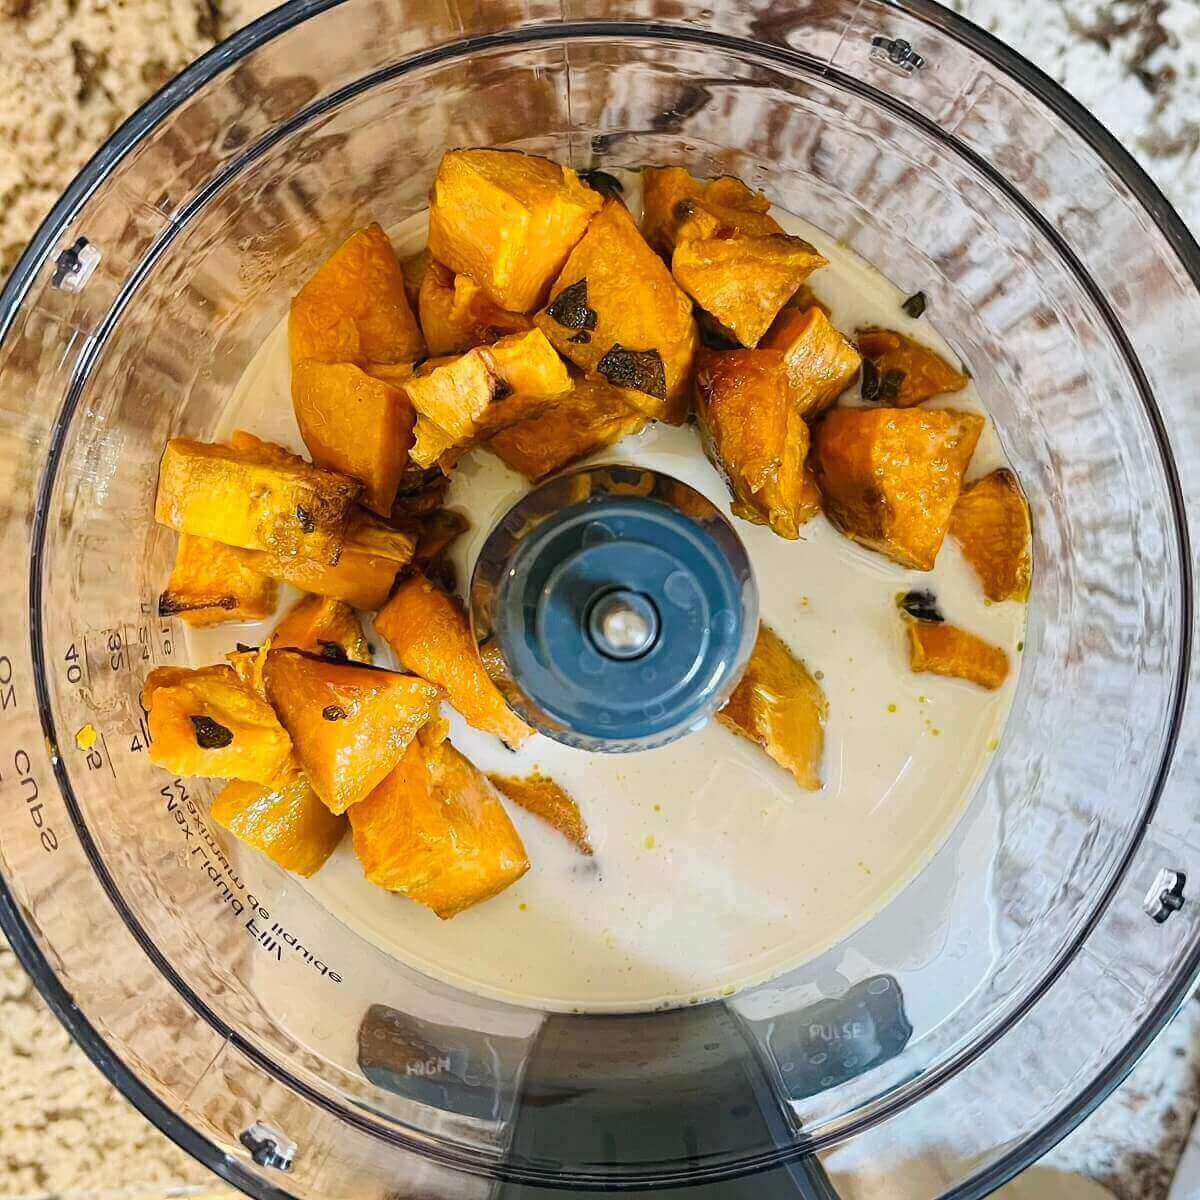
[901,291,927,319]
[879,368,906,401]
[860,358,881,402]
[322,704,348,721]
[317,640,350,663]
[897,590,945,623]
[568,330,592,345]
[546,279,598,332]
[235,642,258,653]
[580,170,624,201]
[190,714,234,748]
[295,505,316,533]
[597,345,667,400]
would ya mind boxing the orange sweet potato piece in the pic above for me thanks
[693,347,820,539]
[488,771,592,855]
[487,373,645,481]
[672,233,827,348]
[761,306,861,417]
[418,259,532,355]
[271,594,371,663]
[905,619,1009,691]
[143,664,293,784]
[226,646,268,698]
[292,361,415,517]
[405,331,571,468]
[158,533,277,627]
[403,348,508,468]
[949,468,1032,602]
[211,767,346,877]
[408,508,469,570]
[155,434,361,565]
[399,248,430,309]
[811,407,984,570]
[289,222,424,366]
[428,150,603,312]
[536,200,698,424]
[350,726,529,917]
[238,508,416,609]
[364,361,416,389]
[375,573,534,748]
[641,167,771,258]
[857,328,968,406]
[718,624,827,790]
[392,464,449,517]
[262,649,441,814]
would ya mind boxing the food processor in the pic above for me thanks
[0,0,1197,1196]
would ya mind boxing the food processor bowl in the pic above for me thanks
[0,1,1197,1196]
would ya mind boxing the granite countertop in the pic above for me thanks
[2,1,1199,1198]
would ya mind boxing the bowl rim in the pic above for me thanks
[1,1,1196,1196]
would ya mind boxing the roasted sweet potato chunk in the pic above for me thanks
[762,306,861,418]
[211,768,346,877]
[812,407,984,570]
[272,594,371,663]
[238,508,416,609]
[905,619,1009,691]
[536,200,698,423]
[400,248,430,309]
[376,573,534,748]
[155,434,361,565]
[143,665,293,784]
[404,347,507,468]
[487,373,645,481]
[392,464,450,517]
[694,347,820,539]
[949,468,1032,602]
[292,361,415,517]
[263,650,441,814]
[350,725,529,918]
[718,625,827,790]
[158,533,277,627]
[857,328,968,406]
[488,772,592,855]
[289,222,424,366]
[428,149,603,312]
[641,167,771,258]
[226,645,268,697]
[418,259,531,355]
[673,233,827,349]
[405,330,571,468]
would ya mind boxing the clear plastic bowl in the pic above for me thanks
[0,1,1197,1197]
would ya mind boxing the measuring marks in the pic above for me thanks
[58,598,182,782]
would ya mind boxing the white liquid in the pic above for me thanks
[189,182,1025,1013]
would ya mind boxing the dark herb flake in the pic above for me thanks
[897,590,945,623]
[546,279,598,332]
[190,714,234,748]
[901,291,927,319]
[597,345,667,400]
[322,704,348,722]
[235,642,257,654]
[295,505,316,534]
[568,330,592,345]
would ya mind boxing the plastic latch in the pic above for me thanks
[239,1121,296,1172]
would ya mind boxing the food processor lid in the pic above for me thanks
[471,465,758,751]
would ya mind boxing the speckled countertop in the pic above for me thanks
[2,1,1200,1198]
